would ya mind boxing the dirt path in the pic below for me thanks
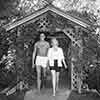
[24,88,71,100]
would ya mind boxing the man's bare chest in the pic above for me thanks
[37,42,48,49]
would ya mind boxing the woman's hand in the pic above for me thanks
[64,64,68,69]
[62,59,67,69]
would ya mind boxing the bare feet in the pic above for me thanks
[34,90,41,96]
[53,93,56,96]
[56,87,59,92]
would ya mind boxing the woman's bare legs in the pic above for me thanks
[51,70,56,96]
[56,72,60,91]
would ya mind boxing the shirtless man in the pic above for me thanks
[32,33,50,92]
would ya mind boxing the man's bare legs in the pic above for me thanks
[42,67,46,88]
[36,65,41,93]
[43,68,46,78]
[36,66,47,92]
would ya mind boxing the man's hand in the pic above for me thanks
[32,63,35,69]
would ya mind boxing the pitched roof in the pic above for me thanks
[3,5,91,31]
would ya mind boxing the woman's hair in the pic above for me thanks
[51,37,59,46]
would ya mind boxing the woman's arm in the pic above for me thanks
[62,59,67,69]
[60,48,67,69]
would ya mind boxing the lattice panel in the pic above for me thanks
[35,15,51,31]
[72,73,78,89]
[71,60,89,91]
[63,28,81,47]
[71,62,78,90]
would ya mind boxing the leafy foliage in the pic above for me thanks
[0,0,99,26]
[0,0,19,18]
[0,1,100,90]
[0,28,9,58]
[0,27,17,89]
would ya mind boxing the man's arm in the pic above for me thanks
[32,44,37,68]
[46,42,50,50]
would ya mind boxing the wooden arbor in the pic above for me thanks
[3,4,92,90]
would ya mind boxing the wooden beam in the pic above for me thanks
[47,36,66,38]
[49,6,90,28]
[4,6,50,31]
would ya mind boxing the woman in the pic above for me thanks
[48,38,67,96]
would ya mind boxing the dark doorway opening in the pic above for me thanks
[27,31,71,90]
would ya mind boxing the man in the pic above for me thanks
[32,33,50,93]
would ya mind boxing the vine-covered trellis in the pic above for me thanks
[0,5,100,95]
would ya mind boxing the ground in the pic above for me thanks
[0,88,100,100]
[0,73,100,100]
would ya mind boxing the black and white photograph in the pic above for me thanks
[0,0,100,100]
